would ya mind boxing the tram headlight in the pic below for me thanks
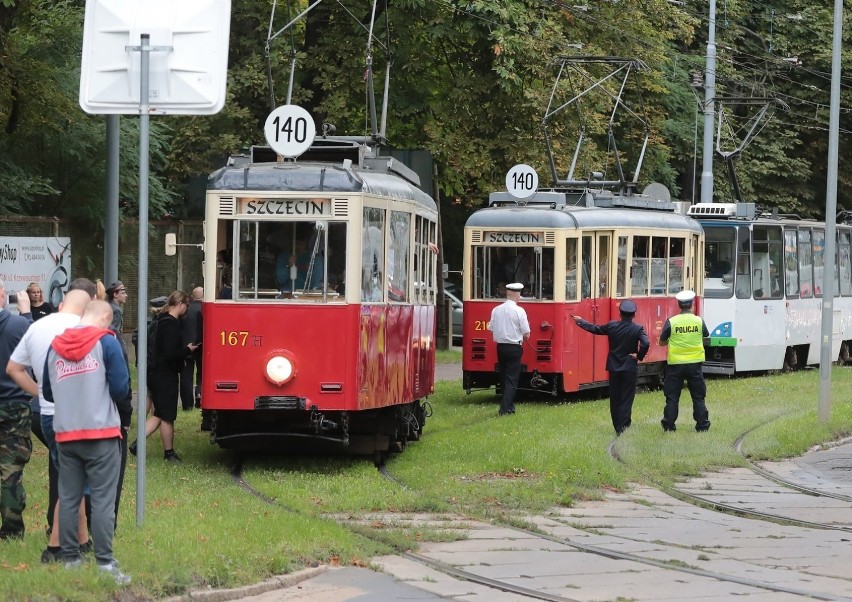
[265,354,295,386]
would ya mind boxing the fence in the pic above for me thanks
[0,216,203,333]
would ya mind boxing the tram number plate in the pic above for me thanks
[474,320,490,331]
[220,331,249,346]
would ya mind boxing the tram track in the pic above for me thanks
[376,454,851,601]
[608,416,852,533]
[223,417,852,602]
[230,455,581,602]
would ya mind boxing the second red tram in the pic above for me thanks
[199,141,439,457]
[462,190,704,396]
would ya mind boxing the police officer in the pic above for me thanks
[489,282,530,416]
[572,299,650,435]
[659,290,711,432]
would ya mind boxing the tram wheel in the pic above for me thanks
[783,347,798,372]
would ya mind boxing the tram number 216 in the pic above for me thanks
[474,320,490,331]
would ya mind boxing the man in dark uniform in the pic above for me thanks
[659,290,711,432]
[572,299,650,434]
[488,282,530,416]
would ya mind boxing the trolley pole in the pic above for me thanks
[818,0,843,424]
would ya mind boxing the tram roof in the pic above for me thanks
[465,205,703,234]
[208,161,437,212]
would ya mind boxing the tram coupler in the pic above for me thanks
[529,370,558,396]
[309,407,338,434]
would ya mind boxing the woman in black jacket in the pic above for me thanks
[129,291,198,463]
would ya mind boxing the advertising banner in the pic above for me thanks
[0,237,72,308]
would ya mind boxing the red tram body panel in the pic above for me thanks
[462,296,699,394]
[200,304,435,412]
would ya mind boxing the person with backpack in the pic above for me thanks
[129,291,198,463]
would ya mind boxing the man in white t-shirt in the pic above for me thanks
[6,289,91,563]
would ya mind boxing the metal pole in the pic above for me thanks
[104,115,120,284]
[136,33,151,526]
[699,0,716,203]
[818,0,843,423]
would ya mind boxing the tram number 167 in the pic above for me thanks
[220,331,249,346]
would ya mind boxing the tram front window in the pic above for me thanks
[231,219,346,301]
[472,246,554,300]
[703,227,736,298]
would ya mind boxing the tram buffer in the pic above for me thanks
[658,290,711,432]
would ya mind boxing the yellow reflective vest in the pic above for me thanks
[666,313,705,364]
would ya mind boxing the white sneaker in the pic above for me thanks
[97,561,131,585]
[64,559,82,570]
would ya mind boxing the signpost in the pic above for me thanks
[79,0,231,526]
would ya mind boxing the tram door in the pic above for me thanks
[578,232,613,384]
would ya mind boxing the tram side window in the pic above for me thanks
[798,229,813,298]
[631,236,649,296]
[752,226,783,300]
[812,229,825,297]
[784,229,799,297]
[839,231,852,296]
[669,238,685,293]
[413,216,428,303]
[598,236,610,297]
[650,237,667,295]
[362,208,385,302]
[565,238,579,301]
[388,211,410,302]
[735,226,751,299]
[703,227,735,299]
[616,236,628,297]
[427,220,438,303]
[581,235,593,299]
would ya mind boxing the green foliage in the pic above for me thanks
[2,0,851,226]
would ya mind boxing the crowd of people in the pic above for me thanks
[0,277,204,585]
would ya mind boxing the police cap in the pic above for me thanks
[675,290,696,305]
[506,283,524,291]
[619,299,637,314]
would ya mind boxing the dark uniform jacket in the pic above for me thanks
[575,317,650,373]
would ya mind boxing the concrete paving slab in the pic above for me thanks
[188,441,852,602]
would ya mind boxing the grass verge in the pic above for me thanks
[2,368,850,599]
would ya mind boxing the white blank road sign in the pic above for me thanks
[80,0,231,115]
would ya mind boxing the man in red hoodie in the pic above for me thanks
[42,300,131,584]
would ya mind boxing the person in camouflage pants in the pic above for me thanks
[0,402,32,539]
[0,283,32,540]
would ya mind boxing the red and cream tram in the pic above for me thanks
[199,141,439,457]
[461,190,704,396]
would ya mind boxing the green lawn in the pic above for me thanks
[2,368,851,600]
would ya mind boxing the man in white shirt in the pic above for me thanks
[7,288,92,563]
[488,282,530,416]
